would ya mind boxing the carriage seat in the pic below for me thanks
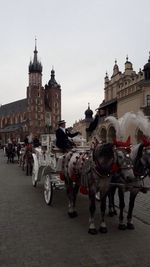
[51,147,64,153]
[51,146,66,159]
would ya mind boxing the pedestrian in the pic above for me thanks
[24,135,29,146]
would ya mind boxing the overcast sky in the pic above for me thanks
[0,0,150,126]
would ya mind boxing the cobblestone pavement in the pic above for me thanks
[0,150,150,267]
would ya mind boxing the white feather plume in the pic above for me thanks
[136,111,149,136]
[105,116,122,138]
[105,111,150,140]
[120,112,137,136]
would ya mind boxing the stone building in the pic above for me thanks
[91,55,150,143]
[0,42,61,144]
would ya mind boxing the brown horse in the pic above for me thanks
[23,144,34,175]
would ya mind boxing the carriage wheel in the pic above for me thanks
[44,174,53,205]
[32,164,37,187]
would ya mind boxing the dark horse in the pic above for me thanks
[61,142,135,234]
[6,143,16,163]
[23,144,34,175]
[108,140,150,230]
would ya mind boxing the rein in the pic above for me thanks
[109,182,150,192]
[92,166,110,178]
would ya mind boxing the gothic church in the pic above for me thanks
[0,42,61,144]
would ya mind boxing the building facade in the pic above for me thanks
[0,43,61,144]
[91,55,150,143]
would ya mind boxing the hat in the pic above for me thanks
[58,120,66,125]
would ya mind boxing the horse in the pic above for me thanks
[23,144,34,175]
[61,142,135,234]
[6,143,16,163]
[108,141,150,230]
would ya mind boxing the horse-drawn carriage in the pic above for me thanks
[30,114,150,234]
[31,134,88,205]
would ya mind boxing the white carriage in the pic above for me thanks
[32,134,89,205]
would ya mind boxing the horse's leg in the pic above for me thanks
[126,190,138,229]
[99,192,108,233]
[30,161,33,176]
[66,179,78,218]
[88,191,97,235]
[17,152,20,164]
[7,153,11,163]
[73,183,79,208]
[22,156,25,171]
[118,187,126,230]
[111,186,117,215]
[26,161,29,176]
[108,186,117,216]
[27,160,32,176]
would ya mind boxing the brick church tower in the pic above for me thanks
[45,68,61,132]
[27,40,45,137]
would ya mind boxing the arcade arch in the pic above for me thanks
[99,127,107,142]
[107,126,116,142]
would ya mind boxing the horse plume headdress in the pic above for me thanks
[113,136,131,148]
[105,111,150,144]
[134,111,150,146]
[105,112,136,141]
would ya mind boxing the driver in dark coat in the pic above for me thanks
[56,120,80,151]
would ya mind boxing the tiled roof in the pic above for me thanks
[0,122,26,133]
[99,98,117,109]
[0,98,27,117]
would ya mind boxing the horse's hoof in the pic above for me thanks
[68,211,78,218]
[113,210,117,215]
[72,211,78,217]
[118,224,126,230]
[108,209,117,217]
[127,223,135,230]
[88,228,97,235]
[99,227,108,233]
[108,211,114,217]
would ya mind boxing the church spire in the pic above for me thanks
[33,37,38,64]
[29,38,42,73]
